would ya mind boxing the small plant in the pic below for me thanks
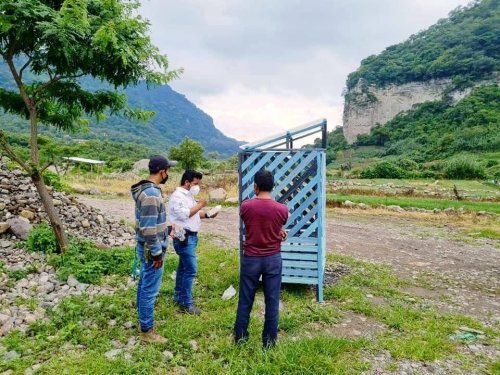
[42,170,67,192]
[27,222,59,254]
[8,270,27,281]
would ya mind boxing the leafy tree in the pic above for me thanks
[0,0,180,250]
[169,137,205,170]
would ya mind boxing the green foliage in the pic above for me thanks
[360,161,408,179]
[443,156,487,179]
[27,222,59,254]
[49,241,133,284]
[355,85,500,163]
[346,0,499,89]
[42,170,66,191]
[168,137,205,170]
[313,126,350,164]
[3,131,150,173]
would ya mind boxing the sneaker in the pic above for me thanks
[179,304,201,315]
[139,329,168,344]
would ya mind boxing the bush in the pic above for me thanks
[360,161,408,179]
[443,157,486,179]
[27,222,59,254]
[43,171,66,192]
[396,158,419,171]
[49,240,134,284]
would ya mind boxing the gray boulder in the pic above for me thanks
[209,188,227,203]
[6,217,33,240]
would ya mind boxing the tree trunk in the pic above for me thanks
[31,170,69,251]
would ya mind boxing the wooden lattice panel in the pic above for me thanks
[239,149,326,301]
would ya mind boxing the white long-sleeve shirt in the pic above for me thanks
[168,187,201,232]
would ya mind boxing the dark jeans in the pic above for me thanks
[173,234,198,307]
[234,252,282,347]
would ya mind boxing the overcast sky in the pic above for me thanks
[139,0,471,143]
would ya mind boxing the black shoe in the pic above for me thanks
[179,304,201,315]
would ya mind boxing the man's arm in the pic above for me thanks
[138,194,163,258]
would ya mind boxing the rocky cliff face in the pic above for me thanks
[342,78,498,144]
[343,79,452,143]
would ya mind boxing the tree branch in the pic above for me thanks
[40,159,54,173]
[19,57,33,80]
[33,73,86,97]
[0,131,30,172]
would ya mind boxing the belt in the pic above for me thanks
[185,229,198,236]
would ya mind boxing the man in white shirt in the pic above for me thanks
[168,170,216,314]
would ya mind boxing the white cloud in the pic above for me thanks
[198,85,343,143]
[140,0,471,142]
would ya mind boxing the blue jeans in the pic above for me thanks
[173,235,198,307]
[234,252,282,347]
[136,242,165,332]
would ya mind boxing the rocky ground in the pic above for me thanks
[78,198,499,374]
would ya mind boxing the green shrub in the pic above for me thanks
[27,222,59,254]
[443,157,486,180]
[360,161,407,179]
[486,159,498,168]
[396,158,419,171]
[49,240,134,284]
[42,170,66,192]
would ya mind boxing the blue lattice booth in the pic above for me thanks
[238,120,327,302]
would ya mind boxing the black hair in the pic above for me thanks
[180,170,203,186]
[254,169,274,192]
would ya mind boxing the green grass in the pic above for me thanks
[328,193,500,214]
[0,239,497,374]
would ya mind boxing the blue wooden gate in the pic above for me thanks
[238,120,327,302]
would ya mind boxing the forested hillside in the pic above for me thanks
[346,0,499,90]
[356,85,499,161]
[0,62,242,158]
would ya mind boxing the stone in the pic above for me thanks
[357,203,369,210]
[123,321,134,329]
[225,197,239,204]
[52,199,62,206]
[209,188,227,203]
[163,350,174,360]
[387,205,404,213]
[104,348,122,360]
[66,275,78,287]
[0,222,10,234]
[189,340,198,351]
[444,207,455,215]
[81,220,90,228]
[343,200,354,208]
[6,217,33,240]
[222,285,237,300]
[3,350,20,361]
[0,314,10,325]
[20,209,36,221]
[89,188,100,195]
[0,240,12,248]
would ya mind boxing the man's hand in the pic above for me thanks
[279,229,288,241]
[152,253,164,269]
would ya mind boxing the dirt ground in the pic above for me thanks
[78,197,499,327]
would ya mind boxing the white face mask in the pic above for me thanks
[190,184,200,196]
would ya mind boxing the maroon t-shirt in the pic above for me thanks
[241,198,289,256]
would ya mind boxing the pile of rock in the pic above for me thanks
[0,159,134,247]
[0,238,133,336]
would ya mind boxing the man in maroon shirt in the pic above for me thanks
[233,169,289,348]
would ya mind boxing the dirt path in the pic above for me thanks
[78,196,499,326]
